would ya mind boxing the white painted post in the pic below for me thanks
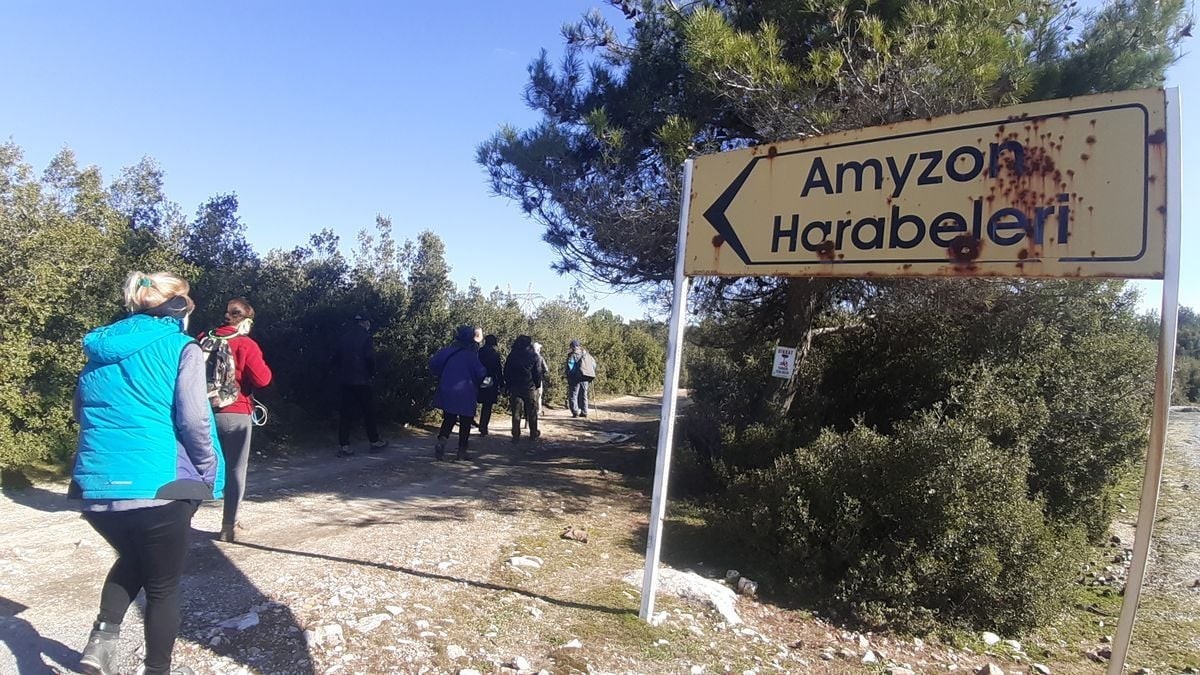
[640,159,694,621]
[1106,87,1182,675]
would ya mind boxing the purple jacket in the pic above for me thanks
[429,341,487,417]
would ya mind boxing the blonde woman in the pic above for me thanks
[70,271,223,675]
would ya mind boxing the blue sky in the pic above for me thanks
[0,2,1194,319]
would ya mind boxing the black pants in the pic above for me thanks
[510,390,539,439]
[438,413,472,449]
[83,500,197,675]
[338,384,380,445]
[479,402,494,434]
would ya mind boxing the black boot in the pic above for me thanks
[79,621,120,675]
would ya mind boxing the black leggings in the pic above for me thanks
[83,500,197,674]
[438,413,472,449]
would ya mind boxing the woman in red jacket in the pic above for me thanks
[200,297,272,543]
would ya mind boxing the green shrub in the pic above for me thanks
[720,409,1082,633]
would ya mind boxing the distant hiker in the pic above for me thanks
[565,339,597,418]
[70,271,223,675]
[504,335,543,443]
[532,341,549,419]
[477,334,504,436]
[429,325,487,461]
[335,313,388,457]
[198,297,272,544]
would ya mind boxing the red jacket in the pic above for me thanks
[199,325,272,415]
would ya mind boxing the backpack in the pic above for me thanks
[579,351,598,381]
[199,333,240,409]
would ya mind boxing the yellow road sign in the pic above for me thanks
[685,89,1169,279]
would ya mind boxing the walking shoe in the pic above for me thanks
[531,430,541,440]
[79,622,120,675]
[336,446,354,458]
[368,440,389,454]
[478,428,489,436]
[580,412,588,418]
[434,437,446,460]
[218,522,246,543]
[455,447,470,462]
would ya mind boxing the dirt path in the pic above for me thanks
[0,397,670,675]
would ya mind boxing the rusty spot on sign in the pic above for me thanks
[1148,129,1167,144]
[1086,135,1096,145]
[1017,249,1029,260]
[767,145,779,158]
[1081,153,1090,161]
[815,241,835,260]
[1158,205,1167,215]
[712,234,725,247]
[948,235,982,263]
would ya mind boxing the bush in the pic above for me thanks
[720,408,1081,633]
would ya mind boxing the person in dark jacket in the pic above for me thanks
[565,339,594,417]
[335,313,387,457]
[429,325,487,460]
[503,335,544,443]
[70,270,223,675]
[476,334,504,436]
[198,297,273,543]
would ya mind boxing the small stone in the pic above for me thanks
[736,577,758,596]
[837,648,856,659]
[354,613,391,633]
[508,556,544,570]
[725,569,740,583]
[415,620,431,630]
[913,637,925,648]
[650,610,668,626]
[975,665,1003,675]
[1032,664,1051,675]
[513,657,531,671]
[820,650,834,661]
[787,639,804,649]
[446,645,467,660]
[1002,639,1022,652]
[981,632,1001,646]
[862,650,878,664]
[1110,535,1122,544]
[560,638,583,649]
[1097,646,1112,659]
[457,670,482,675]
[690,666,705,675]
[855,634,870,650]
[1133,669,1152,675]
[385,605,404,616]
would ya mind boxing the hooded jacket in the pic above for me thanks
[70,313,224,501]
[429,339,487,417]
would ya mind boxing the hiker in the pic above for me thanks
[504,335,543,443]
[532,341,549,419]
[429,325,487,461]
[336,313,388,457]
[565,339,597,418]
[198,297,272,544]
[477,334,504,436]
[70,271,223,675]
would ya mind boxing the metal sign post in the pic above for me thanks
[1106,87,1182,675]
[639,159,694,621]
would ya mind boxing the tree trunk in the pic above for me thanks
[766,278,831,416]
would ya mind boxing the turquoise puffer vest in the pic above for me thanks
[72,313,224,500]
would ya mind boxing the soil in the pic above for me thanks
[1,397,1196,675]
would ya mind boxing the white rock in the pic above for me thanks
[560,638,583,649]
[621,568,743,625]
[319,624,344,645]
[218,611,260,631]
[981,632,1001,646]
[527,606,543,619]
[508,556,544,569]
[446,644,467,660]
[691,666,705,675]
[1003,639,1022,652]
[415,620,431,630]
[855,634,870,650]
[354,613,391,633]
[513,656,531,670]
[419,631,437,638]
[862,650,878,664]
[385,605,404,616]
[913,637,925,648]
[457,670,482,675]
[303,629,320,647]
[650,611,669,626]
[975,664,1003,675]
[1032,664,1051,675]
